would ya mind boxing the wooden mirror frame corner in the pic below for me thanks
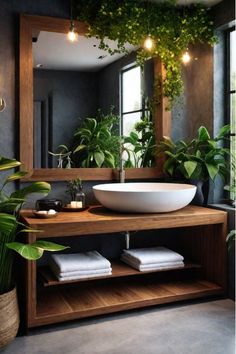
[19,14,171,182]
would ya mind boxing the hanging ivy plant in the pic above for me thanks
[73,0,217,108]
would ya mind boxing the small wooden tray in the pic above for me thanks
[61,206,88,212]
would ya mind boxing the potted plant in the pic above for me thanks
[66,178,86,208]
[73,109,120,168]
[157,125,231,205]
[123,115,156,168]
[0,156,67,350]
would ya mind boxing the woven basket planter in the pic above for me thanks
[0,287,19,350]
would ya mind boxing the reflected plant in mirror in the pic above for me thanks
[49,145,72,168]
[123,114,156,168]
[73,109,120,168]
[32,24,155,170]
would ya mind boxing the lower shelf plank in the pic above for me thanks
[38,260,201,287]
[34,277,223,327]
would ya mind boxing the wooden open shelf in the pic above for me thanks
[20,205,227,329]
[39,260,201,287]
[35,277,223,327]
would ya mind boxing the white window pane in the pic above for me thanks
[230,30,236,91]
[122,66,141,113]
[123,112,141,136]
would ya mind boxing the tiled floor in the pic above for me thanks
[3,299,235,354]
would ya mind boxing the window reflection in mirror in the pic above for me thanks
[32,31,154,169]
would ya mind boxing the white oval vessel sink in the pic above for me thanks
[93,183,196,213]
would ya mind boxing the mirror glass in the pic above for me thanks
[32,31,154,169]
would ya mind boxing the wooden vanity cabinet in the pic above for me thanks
[20,205,227,329]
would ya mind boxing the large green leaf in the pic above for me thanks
[206,163,219,180]
[94,151,105,167]
[75,128,92,138]
[3,171,28,186]
[215,124,230,140]
[0,157,21,171]
[129,132,139,143]
[104,151,115,168]
[74,144,86,153]
[10,182,51,199]
[0,198,25,213]
[198,126,210,141]
[163,158,175,176]
[0,213,17,235]
[86,118,97,132]
[32,240,69,252]
[183,161,198,178]
[6,240,68,260]
[207,139,217,149]
[6,242,43,260]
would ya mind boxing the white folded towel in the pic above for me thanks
[121,254,184,271]
[50,251,111,273]
[122,247,184,265]
[50,259,111,278]
[57,269,112,281]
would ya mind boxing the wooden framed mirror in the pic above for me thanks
[19,14,171,181]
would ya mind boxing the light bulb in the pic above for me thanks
[144,35,153,50]
[67,23,78,42]
[182,50,191,64]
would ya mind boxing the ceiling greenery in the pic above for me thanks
[73,0,217,109]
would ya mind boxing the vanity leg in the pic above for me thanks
[25,233,37,329]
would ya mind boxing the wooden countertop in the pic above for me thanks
[20,205,227,238]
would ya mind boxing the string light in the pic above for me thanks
[182,1,191,64]
[67,22,78,42]
[144,34,153,50]
[143,1,154,51]
[67,0,78,42]
[182,50,191,64]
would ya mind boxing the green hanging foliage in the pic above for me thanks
[73,0,217,108]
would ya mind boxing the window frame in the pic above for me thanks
[224,26,235,127]
[120,63,149,137]
[224,26,235,199]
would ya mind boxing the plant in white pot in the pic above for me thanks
[0,156,67,349]
[157,125,231,205]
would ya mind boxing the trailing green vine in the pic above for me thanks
[73,0,217,108]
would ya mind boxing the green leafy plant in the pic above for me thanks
[123,115,156,168]
[157,125,231,182]
[74,0,217,107]
[66,178,82,201]
[73,109,120,167]
[0,156,68,294]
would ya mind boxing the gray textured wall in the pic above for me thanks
[172,43,214,141]
[34,69,100,167]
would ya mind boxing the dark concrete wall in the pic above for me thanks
[172,0,235,142]
[172,43,214,141]
[211,0,235,28]
[34,69,99,166]
[0,0,70,192]
[0,0,70,160]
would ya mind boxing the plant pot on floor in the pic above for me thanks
[0,287,19,350]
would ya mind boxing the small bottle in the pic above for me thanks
[74,183,86,208]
